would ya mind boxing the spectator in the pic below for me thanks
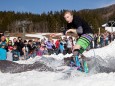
[17,37,24,56]
[67,37,73,54]
[22,40,29,59]
[100,34,104,47]
[6,40,13,51]
[0,44,7,60]
[46,37,54,55]
[105,35,109,46]
[13,38,18,46]
[12,45,20,61]
[37,42,48,56]
[7,46,13,61]
[34,38,41,46]
[37,43,42,56]
[42,46,48,55]
[59,42,64,54]
[94,34,98,48]
[108,33,112,43]
[55,39,60,55]
[28,40,35,58]
[62,37,68,54]
[0,36,7,48]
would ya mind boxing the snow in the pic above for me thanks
[9,37,17,41]
[83,40,115,59]
[1,33,115,86]
[0,70,115,86]
[25,33,47,40]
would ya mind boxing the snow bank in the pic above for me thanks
[83,41,115,59]
[1,35,115,86]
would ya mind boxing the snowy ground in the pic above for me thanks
[1,33,115,86]
[1,70,115,86]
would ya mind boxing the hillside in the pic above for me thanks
[0,4,115,33]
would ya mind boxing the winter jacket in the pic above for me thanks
[55,40,60,49]
[59,42,64,52]
[12,50,20,61]
[7,51,13,61]
[46,41,53,49]
[0,48,7,60]
[0,41,7,48]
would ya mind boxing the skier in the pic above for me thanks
[63,10,93,72]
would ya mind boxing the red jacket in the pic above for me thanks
[55,40,60,49]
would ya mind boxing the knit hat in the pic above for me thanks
[8,46,13,50]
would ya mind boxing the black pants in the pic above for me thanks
[13,57,19,61]
[48,49,53,55]
[67,48,72,54]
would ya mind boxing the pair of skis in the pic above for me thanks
[70,55,89,73]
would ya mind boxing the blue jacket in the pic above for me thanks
[12,50,20,58]
[59,43,64,51]
[0,41,7,48]
[0,48,7,60]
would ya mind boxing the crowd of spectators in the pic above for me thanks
[0,32,115,61]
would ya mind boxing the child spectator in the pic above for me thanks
[42,46,48,55]
[12,45,20,61]
[37,42,48,56]
[37,44,42,56]
[7,46,13,61]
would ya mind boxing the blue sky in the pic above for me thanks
[0,0,115,14]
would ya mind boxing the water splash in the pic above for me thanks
[87,55,115,73]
